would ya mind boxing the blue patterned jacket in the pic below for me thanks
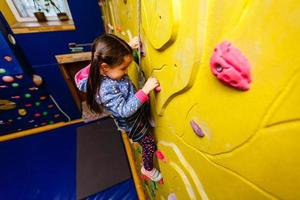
[75,65,150,142]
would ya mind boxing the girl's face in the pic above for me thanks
[101,55,133,80]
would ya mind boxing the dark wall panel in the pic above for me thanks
[13,0,104,119]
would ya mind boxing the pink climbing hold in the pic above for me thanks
[4,56,12,62]
[155,150,167,163]
[210,41,251,91]
[2,76,14,83]
[155,86,161,92]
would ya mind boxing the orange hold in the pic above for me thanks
[115,24,122,33]
[158,178,164,184]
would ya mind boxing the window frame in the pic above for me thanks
[6,0,73,22]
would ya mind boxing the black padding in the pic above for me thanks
[76,117,131,199]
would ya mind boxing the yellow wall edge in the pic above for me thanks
[0,1,16,25]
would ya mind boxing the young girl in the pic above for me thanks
[75,34,162,182]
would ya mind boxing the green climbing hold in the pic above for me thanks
[42,111,48,116]
[24,93,31,98]
[133,50,140,65]
[35,101,41,106]
[136,145,142,154]
[144,180,148,186]
[151,181,158,190]
[12,83,19,88]
[0,68,6,74]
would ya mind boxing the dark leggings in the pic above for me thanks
[138,134,155,171]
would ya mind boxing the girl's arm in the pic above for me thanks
[100,82,148,118]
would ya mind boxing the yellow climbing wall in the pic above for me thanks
[100,0,300,199]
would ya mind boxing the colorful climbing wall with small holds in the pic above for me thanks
[100,0,300,199]
[0,28,67,135]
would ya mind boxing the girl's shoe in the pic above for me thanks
[141,166,162,182]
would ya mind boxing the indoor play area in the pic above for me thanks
[0,0,300,199]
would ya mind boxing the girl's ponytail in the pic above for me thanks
[86,55,103,113]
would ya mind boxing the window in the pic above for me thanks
[6,0,72,22]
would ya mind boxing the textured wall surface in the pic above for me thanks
[101,0,300,199]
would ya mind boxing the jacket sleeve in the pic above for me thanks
[100,82,148,118]
[74,64,90,92]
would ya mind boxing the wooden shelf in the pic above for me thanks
[55,52,91,64]
[11,20,76,34]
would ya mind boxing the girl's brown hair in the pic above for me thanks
[86,34,133,113]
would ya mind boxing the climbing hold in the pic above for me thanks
[107,23,114,31]
[35,101,41,106]
[42,111,48,116]
[18,109,27,116]
[48,104,54,108]
[133,50,140,64]
[29,87,38,91]
[4,56,12,62]
[32,74,43,86]
[116,24,122,33]
[39,96,46,100]
[143,180,149,186]
[155,86,161,92]
[54,114,60,118]
[0,99,16,110]
[151,180,158,190]
[132,142,138,150]
[24,93,31,98]
[155,150,167,162]
[11,83,19,88]
[0,85,8,88]
[15,75,23,80]
[137,145,142,154]
[34,113,41,117]
[158,178,164,184]
[2,76,14,83]
[8,34,16,45]
[49,121,54,124]
[25,103,32,107]
[168,193,177,200]
[141,175,149,181]
[28,120,35,123]
[210,41,251,91]
[11,96,20,99]
[190,120,205,137]
[0,68,6,74]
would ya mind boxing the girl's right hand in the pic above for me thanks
[142,77,160,94]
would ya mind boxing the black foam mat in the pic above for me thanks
[76,117,131,199]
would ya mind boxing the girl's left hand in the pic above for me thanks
[128,36,139,49]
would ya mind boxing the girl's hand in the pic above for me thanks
[142,77,160,94]
[128,36,139,49]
